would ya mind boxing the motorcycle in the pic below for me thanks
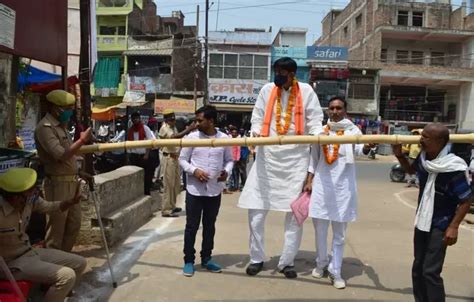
[390,163,406,182]
[367,145,378,159]
[93,152,126,174]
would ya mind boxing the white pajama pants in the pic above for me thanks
[312,218,348,278]
[248,209,303,270]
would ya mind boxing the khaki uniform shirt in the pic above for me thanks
[35,113,77,176]
[0,196,61,263]
[159,123,180,154]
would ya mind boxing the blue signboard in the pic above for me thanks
[307,46,348,61]
[272,47,307,60]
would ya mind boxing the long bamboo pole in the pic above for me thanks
[79,133,474,154]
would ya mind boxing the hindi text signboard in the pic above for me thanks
[209,79,266,105]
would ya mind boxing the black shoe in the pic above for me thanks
[172,207,182,213]
[246,262,264,276]
[280,266,297,279]
[162,213,179,218]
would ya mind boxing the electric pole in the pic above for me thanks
[79,0,93,173]
[205,0,209,104]
[193,5,200,110]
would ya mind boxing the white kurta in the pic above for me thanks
[308,124,363,222]
[238,82,323,211]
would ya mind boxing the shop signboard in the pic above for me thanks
[307,46,348,61]
[209,79,266,105]
[154,99,195,114]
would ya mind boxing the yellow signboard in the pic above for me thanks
[154,98,195,114]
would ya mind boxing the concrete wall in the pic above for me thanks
[78,166,156,245]
[0,53,16,147]
[278,33,306,47]
[459,82,474,129]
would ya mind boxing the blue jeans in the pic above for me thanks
[183,192,221,263]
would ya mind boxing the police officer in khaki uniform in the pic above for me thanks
[0,168,87,302]
[35,90,92,251]
[159,109,196,217]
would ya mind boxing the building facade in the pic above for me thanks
[316,0,474,129]
[208,28,272,129]
[95,1,199,103]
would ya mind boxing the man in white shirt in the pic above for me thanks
[179,105,234,277]
[238,57,323,278]
[127,111,156,195]
[304,97,374,289]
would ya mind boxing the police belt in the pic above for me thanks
[46,175,78,182]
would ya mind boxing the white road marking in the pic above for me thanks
[394,190,472,232]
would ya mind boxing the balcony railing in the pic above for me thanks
[97,0,129,7]
[97,35,127,51]
[96,0,132,15]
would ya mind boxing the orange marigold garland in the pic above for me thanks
[322,125,344,164]
[275,78,298,135]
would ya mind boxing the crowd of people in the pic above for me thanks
[0,57,472,302]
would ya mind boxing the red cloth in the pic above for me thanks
[232,145,241,161]
[128,123,145,141]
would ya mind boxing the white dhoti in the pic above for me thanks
[248,210,303,270]
[239,82,323,269]
[313,218,347,277]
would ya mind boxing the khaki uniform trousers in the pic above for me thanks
[9,248,86,302]
[43,178,81,252]
[161,155,181,215]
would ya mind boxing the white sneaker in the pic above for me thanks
[328,273,346,289]
[311,267,326,279]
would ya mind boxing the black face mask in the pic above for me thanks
[274,75,288,87]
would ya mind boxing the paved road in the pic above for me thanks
[72,161,474,302]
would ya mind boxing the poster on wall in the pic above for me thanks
[16,94,39,151]
[0,3,15,49]
[209,79,266,105]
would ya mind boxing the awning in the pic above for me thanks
[91,97,149,121]
[18,65,61,91]
[124,49,173,56]
[28,76,79,93]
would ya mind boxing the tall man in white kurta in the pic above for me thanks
[304,97,373,289]
[238,57,323,278]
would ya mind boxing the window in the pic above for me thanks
[431,52,445,66]
[381,49,388,63]
[99,26,116,35]
[209,53,269,80]
[397,10,409,26]
[239,55,253,67]
[209,66,223,78]
[210,53,223,65]
[224,54,238,66]
[348,77,374,99]
[99,25,125,35]
[254,55,268,67]
[117,26,126,35]
[396,50,409,64]
[343,26,348,38]
[355,14,362,29]
[411,51,424,65]
[253,68,268,80]
[224,67,238,79]
[412,11,423,27]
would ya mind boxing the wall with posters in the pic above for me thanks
[208,79,266,105]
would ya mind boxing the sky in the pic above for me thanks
[155,0,467,45]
